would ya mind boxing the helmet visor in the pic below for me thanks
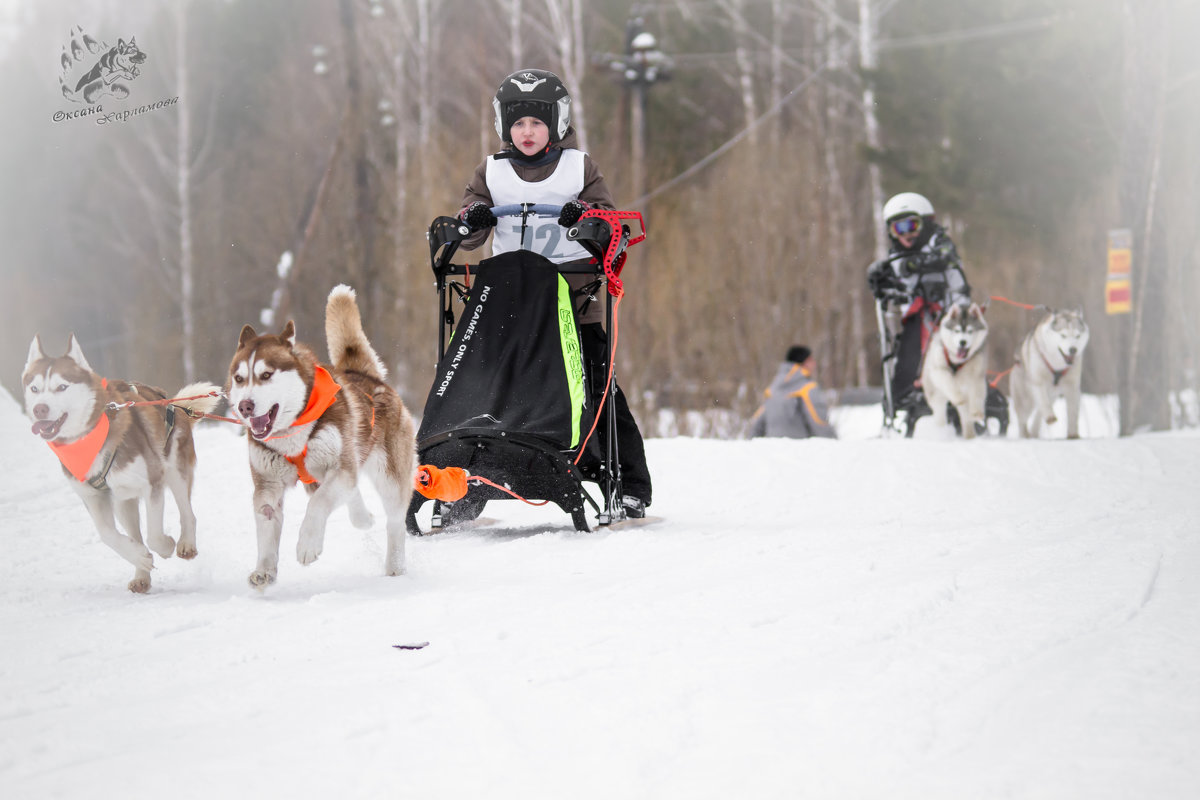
[889,215,923,238]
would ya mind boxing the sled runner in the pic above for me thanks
[406,204,646,534]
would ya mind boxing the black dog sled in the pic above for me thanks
[874,285,1009,438]
[406,204,645,534]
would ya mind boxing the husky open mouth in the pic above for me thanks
[246,405,279,439]
[955,344,971,361]
[31,413,67,440]
[1060,348,1076,365]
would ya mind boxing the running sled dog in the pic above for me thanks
[1010,307,1090,439]
[226,285,416,589]
[22,335,219,592]
[920,301,990,438]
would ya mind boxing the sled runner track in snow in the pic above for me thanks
[420,515,665,538]
[414,516,503,536]
[602,514,665,531]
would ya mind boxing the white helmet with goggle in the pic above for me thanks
[883,192,934,239]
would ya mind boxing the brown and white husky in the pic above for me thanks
[22,335,220,592]
[225,285,417,589]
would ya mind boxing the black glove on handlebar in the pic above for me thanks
[904,251,948,275]
[462,202,497,232]
[867,260,898,298]
[558,200,589,227]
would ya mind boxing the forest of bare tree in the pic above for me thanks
[2,0,1197,436]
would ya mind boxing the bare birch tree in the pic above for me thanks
[857,0,887,260]
[716,0,760,144]
[542,0,589,150]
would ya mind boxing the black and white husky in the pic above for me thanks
[1010,308,1090,439]
[225,285,417,589]
[22,335,220,592]
[920,301,990,438]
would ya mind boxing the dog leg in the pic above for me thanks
[956,402,976,439]
[112,498,153,592]
[384,515,407,577]
[1065,383,1082,439]
[924,372,951,430]
[114,497,143,544]
[83,492,154,580]
[1028,412,1043,438]
[167,470,199,559]
[145,486,176,560]
[1011,370,1030,438]
[371,474,409,577]
[346,488,375,530]
[250,483,286,588]
[1018,416,1031,438]
[965,384,987,439]
[1035,384,1057,430]
[948,392,972,437]
[297,477,353,566]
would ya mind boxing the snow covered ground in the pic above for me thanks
[1,387,1197,799]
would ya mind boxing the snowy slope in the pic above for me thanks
[1,388,1197,800]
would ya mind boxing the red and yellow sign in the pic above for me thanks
[1106,228,1132,315]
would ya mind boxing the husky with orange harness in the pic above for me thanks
[226,285,416,589]
[22,335,220,592]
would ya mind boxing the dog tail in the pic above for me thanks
[172,382,222,415]
[326,284,387,381]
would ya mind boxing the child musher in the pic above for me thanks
[457,69,652,518]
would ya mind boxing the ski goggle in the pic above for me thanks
[888,215,923,238]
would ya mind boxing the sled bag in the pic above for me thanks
[418,249,589,450]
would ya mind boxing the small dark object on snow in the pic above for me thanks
[392,642,430,650]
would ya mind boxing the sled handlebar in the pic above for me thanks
[427,206,646,284]
[489,203,562,217]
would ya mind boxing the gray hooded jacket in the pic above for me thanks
[749,363,837,439]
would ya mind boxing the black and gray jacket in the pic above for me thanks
[884,223,971,315]
[748,363,837,439]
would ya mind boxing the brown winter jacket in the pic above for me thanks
[458,129,615,325]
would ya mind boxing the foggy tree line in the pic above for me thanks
[2,0,1197,435]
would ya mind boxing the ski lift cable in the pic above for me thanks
[634,49,844,208]
[877,14,1061,52]
[633,11,1065,208]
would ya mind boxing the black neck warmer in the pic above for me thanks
[495,146,563,168]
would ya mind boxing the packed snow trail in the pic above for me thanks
[1,390,1197,799]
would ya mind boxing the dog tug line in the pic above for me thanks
[44,380,205,488]
[977,293,1052,389]
[104,371,554,507]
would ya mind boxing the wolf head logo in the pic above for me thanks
[510,73,547,93]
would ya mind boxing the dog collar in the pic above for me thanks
[47,380,111,482]
[942,343,970,375]
[292,366,341,427]
[1034,340,1071,386]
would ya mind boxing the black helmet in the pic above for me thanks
[492,69,572,144]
